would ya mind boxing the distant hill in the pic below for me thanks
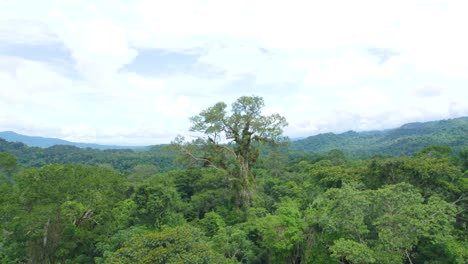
[1,116,467,157]
[0,131,142,150]
[290,116,468,157]
[0,137,176,173]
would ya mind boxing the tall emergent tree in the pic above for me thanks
[175,96,288,208]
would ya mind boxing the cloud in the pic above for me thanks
[124,48,225,79]
[416,86,442,98]
[0,19,60,46]
[368,48,400,64]
[0,0,467,144]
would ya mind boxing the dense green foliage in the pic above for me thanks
[1,107,467,262]
[1,148,467,263]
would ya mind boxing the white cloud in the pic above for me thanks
[0,19,60,46]
[0,0,467,144]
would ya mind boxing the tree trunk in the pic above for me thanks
[237,157,253,209]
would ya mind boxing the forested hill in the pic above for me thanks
[0,131,142,149]
[0,139,177,173]
[0,117,466,171]
[291,116,468,156]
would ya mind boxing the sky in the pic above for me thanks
[0,0,467,145]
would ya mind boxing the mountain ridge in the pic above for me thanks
[0,131,144,150]
[1,116,467,154]
[290,116,468,156]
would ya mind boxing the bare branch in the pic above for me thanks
[213,143,238,158]
[452,194,467,204]
[405,249,413,264]
[178,145,221,170]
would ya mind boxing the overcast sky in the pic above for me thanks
[0,0,467,145]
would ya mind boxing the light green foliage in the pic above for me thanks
[249,200,304,263]
[108,225,226,264]
[404,155,462,198]
[330,238,376,264]
[128,164,159,182]
[0,181,25,263]
[94,226,148,263]
[110,199,138,230]
[370,184,431,263]
[313,184,370,240]
[308,160,361,189]
[445,240,468,264]
[199,211,226,237]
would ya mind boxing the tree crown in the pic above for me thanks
[189,95,288,146]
